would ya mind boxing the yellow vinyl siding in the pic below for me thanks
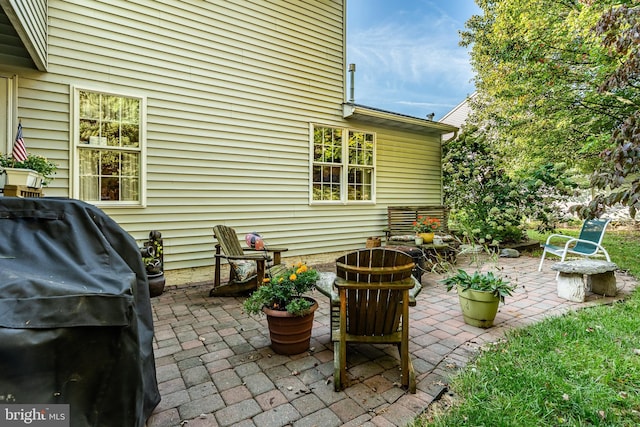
[3,0,446,277]
[47,0,345,271]
[376,127,443,204]
[11,76,70,190]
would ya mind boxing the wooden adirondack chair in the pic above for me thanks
[332,248,417,393]
[538,218,611,272]
[209,225,288,297]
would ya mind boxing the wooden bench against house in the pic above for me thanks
[383,206,455,278]
[551,259,618,302]
[383,205,449,244]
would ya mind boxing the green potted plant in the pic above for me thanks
[441,269,516,328]
[243,262,319,355]
[412,215,441,244]
[1,153,58,188]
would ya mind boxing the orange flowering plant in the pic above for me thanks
[242,262,319,316]
[412,216,441,233]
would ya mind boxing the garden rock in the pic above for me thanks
[499,248,520,258]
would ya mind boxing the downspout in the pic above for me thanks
[442,130,459,144]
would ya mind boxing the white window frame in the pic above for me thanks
[71,86,147,207]
[309,123,376,205]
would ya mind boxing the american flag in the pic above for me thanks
[12,122,27,162]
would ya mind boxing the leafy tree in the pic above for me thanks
[460,0,639,219]
[444,127,577,242]
[518,162,578,231]
[576,3,640,219]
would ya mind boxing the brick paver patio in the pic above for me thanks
[147,255,637,427]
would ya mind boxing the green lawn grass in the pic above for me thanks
[414,227,640,427]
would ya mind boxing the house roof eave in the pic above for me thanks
[343,103,458,136]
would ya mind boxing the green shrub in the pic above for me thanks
[443,128,526,244]
[443,128,576,242]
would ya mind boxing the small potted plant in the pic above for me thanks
[412,215,441,244]
[441,269,516,328]
[0,153,58,189]
[243,262,319,355]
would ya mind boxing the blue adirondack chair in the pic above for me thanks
[538,218,611,271]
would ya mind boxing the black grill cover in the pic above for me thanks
[0,198,160,426]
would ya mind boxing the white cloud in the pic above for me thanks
[347,1,477,118]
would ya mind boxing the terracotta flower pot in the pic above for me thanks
[262,298,318,355]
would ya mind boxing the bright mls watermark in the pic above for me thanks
[0,405,69,427]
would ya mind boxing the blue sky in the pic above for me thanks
[347,0,480,120]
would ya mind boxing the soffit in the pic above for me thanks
[0,4,41,70]
[343,103,458,137]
